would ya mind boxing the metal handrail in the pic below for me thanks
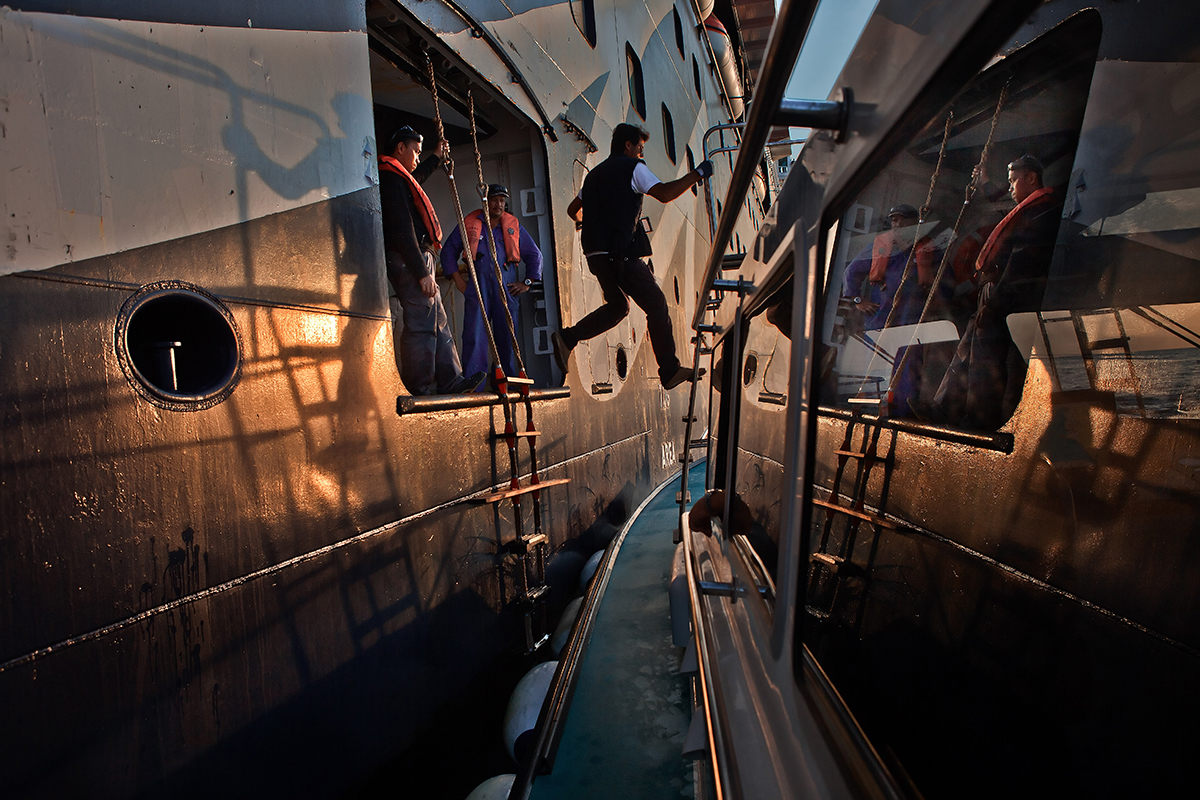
[682,513,736,800]
[396,386,569,415]
[692,0,823,328]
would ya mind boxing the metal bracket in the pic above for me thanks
[712,278,753,295]
[775,87,854,143]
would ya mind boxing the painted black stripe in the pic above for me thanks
[7,0,364,33]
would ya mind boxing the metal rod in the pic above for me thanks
[396,387,569,416]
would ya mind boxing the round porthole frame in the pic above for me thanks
[743,352,759,386]
[115,281,243,412]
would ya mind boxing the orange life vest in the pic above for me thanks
[379,156,442,244]
[464,209,520,264]
[868,230,938,286]
[975,186,1055,277]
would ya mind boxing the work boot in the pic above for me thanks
[551,331,572,375]
[448,371,486,393]
[662,365,699,390]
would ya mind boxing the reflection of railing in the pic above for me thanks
[693,0,847,327]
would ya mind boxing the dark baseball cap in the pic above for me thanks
[386,125,423,152]
[888,204,919,219]
[487,184,510,199]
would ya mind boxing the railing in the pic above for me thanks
[693,0,828,328]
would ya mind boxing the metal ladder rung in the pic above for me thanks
[509,532,548,554]
[833,449,889,462]
[688,439,708,449]
[522,584,549,603]
[813,498,897,529]
[492,430,540,439]
[1087,337,1129,350]
[479,477,570,503]
[504,375,536,386]
[811,552,843,568]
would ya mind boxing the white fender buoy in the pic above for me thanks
[579,549,604,590]
[551,596,584,656]
[691,0,715,25]
[465,774,516,800]
[704,15,744,118]
[503,661,557,761]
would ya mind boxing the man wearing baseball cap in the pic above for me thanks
[440,183,544,382]
[379,125,483,395]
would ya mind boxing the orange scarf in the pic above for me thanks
[464,209,521,263]
[379,156,442,244]
[975,186,1054,276]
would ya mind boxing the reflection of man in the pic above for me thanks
[440,184,543,382]
[842,204,944,415]
[551,123,713,390]
[379,125,483,395]
[928,155,1061,429]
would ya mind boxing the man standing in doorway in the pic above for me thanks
[928,154,1061,428]
[441,184,544,383]
[551,123,713,390]
[379,125,484,395]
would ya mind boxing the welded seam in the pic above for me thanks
[11,271,391,321]
[816,485,1200,660]
[0,429,650,674]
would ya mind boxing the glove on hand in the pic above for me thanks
[695,160,714,180]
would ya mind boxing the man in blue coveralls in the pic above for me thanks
[841,204,946,416]
[441,184,543,383]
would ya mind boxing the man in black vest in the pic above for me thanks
[551,124,712,389]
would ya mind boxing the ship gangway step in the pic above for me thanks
[813,498,898,529]
[479,478,570,504]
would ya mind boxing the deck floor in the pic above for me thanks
[529,464,707,800]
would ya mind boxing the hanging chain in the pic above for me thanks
[886,78,1012,395]
[855,109,954,398]
[468,91,527,377]
[424,53,504,372]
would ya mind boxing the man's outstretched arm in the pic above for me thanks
[646,160,712,204]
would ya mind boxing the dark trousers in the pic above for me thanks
[562,254,681,379]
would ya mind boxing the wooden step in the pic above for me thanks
[491,429,539,440]
[813,498,897,529]
[479,477,570,504]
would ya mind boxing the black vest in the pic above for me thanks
[580,155,644,256]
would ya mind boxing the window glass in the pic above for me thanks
[626,44,646,119]
[686,145,697,196]
[673,7,685,59]
[661,104,676,164]
[571,0,596,47]
[817,12,1101,432]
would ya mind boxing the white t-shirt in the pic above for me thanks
[578,162,661,256]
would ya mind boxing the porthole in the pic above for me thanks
[616,345,628,381]
[743,353,758,386]
[662,104,677,164]
[674,275,681,304]
[626,44,646,119]
[673,8,685,58]
[686,146,698,196]
[116,281,242,411]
